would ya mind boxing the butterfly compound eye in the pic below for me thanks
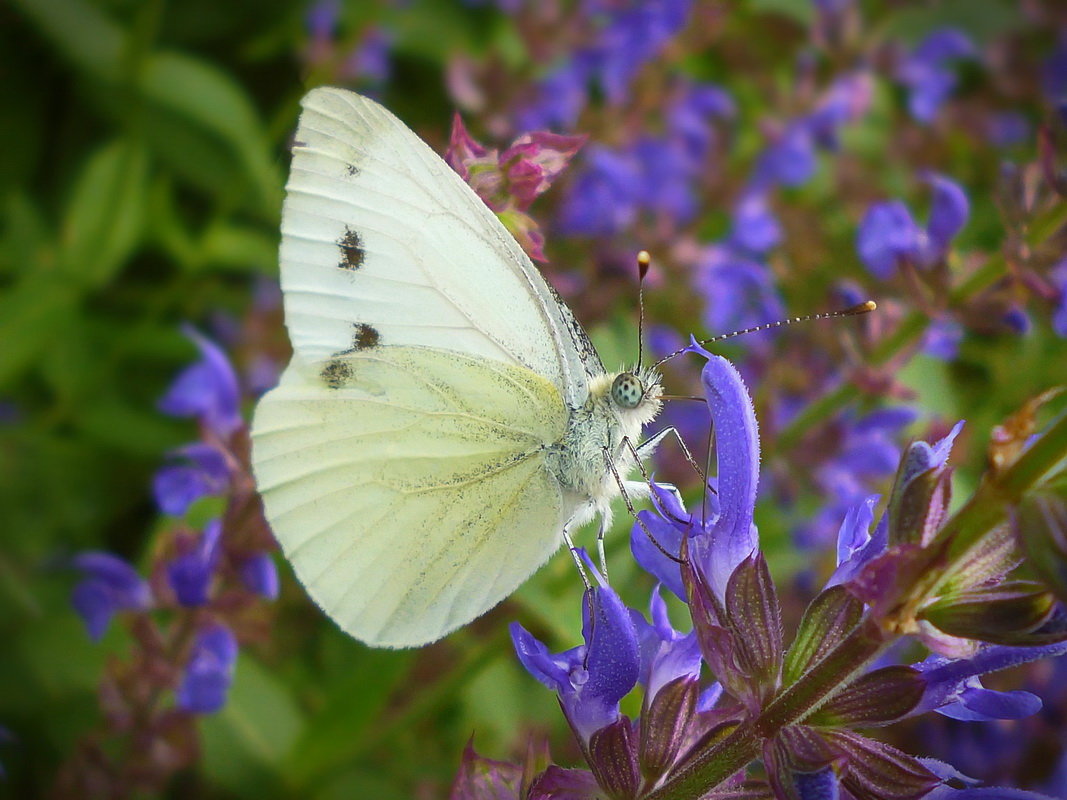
[611,373,644,409]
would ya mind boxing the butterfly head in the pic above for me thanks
[606,367,662,427]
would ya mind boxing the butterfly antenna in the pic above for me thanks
[636,250,651,371]
[652,300,877,369]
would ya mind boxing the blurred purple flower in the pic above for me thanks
[798,407,917,551]
[753,124,817,189]
[794,766,839,800]
[159,326,242,438]
[695,246,786,340]
[1041,38,1067,104]
[924,318,964,361]
[807,71,874,150]
[595,0,693,105]
[1051,258,1067,338]
[897,28,977,123]
[176,623,238,714]
[515,56,594,131]
[71,553,152,641]
[856,201,922,278]
[1002,307,1031,335]
[511,586,639,743]
[167,520,223,607]
[342,27,392,84]
[238,552,279,600]
[153,442,231,516]
[985,112,1030,148]
[558,145,641,235]
[857,174,969,276]
[728,192,781,255]
[633,136,700,222]
[668,82,735,161]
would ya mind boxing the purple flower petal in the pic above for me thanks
[729,193,781,255]
[167,520,224,607]
[794,766,840,800]
[70,552,152,641]
[912,641,1067,716]
[176,623,238,714]
[856,201,921,278]
[153,443,231,516]
[238,552,279,600]
[923,318,964,361]
[684,346,760,600]
[925,173,970,256]
[159,326,242,438]
[935,680,1042,721]
[511,586,639,743]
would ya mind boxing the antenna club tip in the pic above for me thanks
[637,250,651,277]
[863,300,877,311]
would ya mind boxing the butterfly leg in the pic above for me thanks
[602,447,683,565]
[636,426,708,483]
[561,524,592,593]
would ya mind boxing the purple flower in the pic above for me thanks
[856,174,969,277]
[159,325,242,438]
[153,442,231,516]
[924,318,964,361]
[897,28,977,123]
[683,343,761,599]
[695,246,785,341]
[632,482,716,600]
[667,82,735,162]
[594,1,693,105]
[630,586,702,702]
[558,145,642,236]
[176,623,238,714]
[728,192,781,255]
[515,56,594,131]
[342,27,392,84]
[238,552,279,600]
[71,552,152,641]
[794,766,840,800]
[753,124,817,189]
[167,520,223,607]
[1050,258,1067,338]
[856,201,922,278]
[912,641,1067,719]
[511,586,639,743]
[807,72,873,150]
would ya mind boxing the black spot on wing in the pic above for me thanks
[345,163,359,177]
[320,359,353,389]
[351,323,380,350]
[337,227,365,270]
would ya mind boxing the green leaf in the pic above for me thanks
[59,138,149,287]
[1016,487,1067,605]
[200,653,305,798]
[282,647,416,788]
[783,586,863,685]
[918,581,1058,645]
[807,666,924,727]
[0,273,78,388]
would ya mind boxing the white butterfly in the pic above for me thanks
[251,87,666,648]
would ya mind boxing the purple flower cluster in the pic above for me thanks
[454,342,1067,800]
[70,327,277,720]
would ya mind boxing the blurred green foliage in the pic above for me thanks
[1,0,1065,798]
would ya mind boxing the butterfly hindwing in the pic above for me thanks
[252,346,569,647]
